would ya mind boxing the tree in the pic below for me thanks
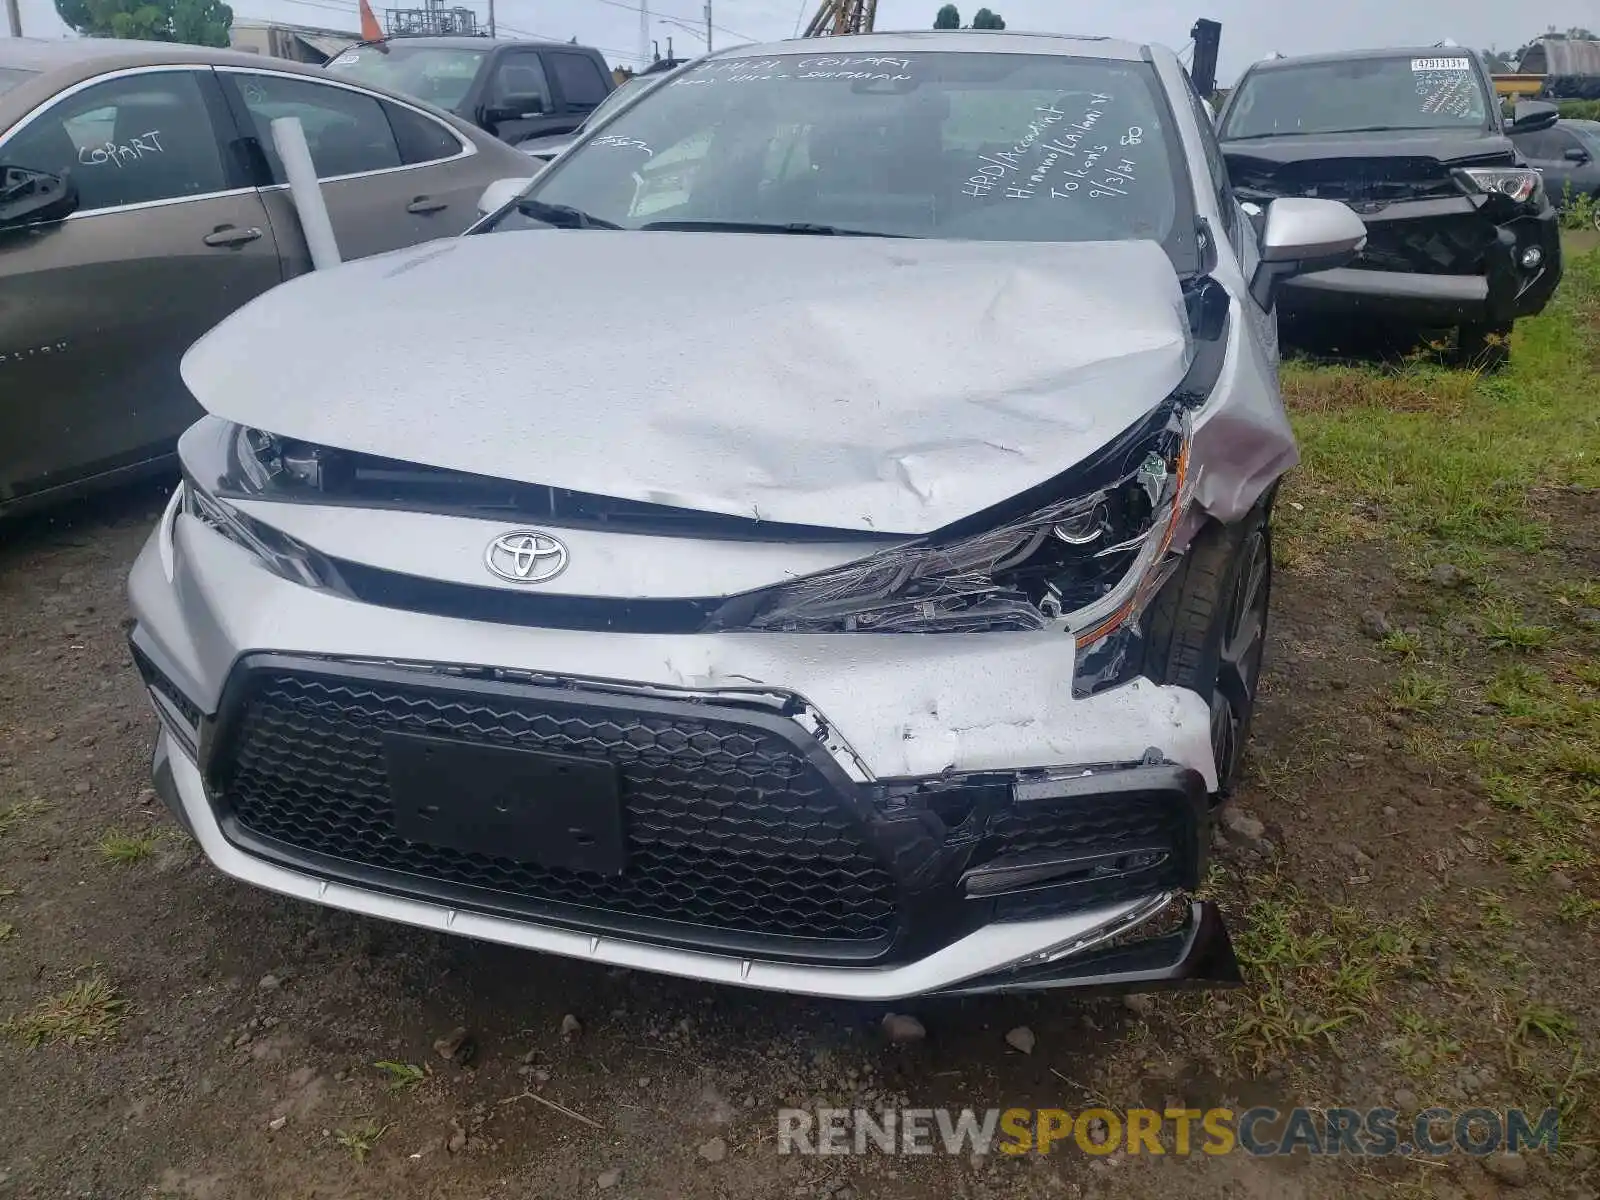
[970,8,1005,29]
[55,0,233,45]
[933,4,959,29]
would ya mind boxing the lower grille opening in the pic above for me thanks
[211,669,900,949]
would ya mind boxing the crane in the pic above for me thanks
[801,0,877,37]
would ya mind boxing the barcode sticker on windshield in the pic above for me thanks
[332,52,360,64]
[1412,57,1469,71]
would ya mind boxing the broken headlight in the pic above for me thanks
[1454,167,1543,206]
[180,475,327,589]
[707,403,1192,644]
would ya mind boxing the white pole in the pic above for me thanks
[704,0,711,51]
[270,117,342,272]
[4,0,21,38]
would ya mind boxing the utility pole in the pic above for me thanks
[704,0,711,51]
[4,0,21,40]
[486,0,495,38]
[639,0,650,69]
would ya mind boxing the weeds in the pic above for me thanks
[1390,670,1449,714]
[374,1060,428,1091]
[1481,603,1555,652]
[0,800,49,837]
[2,974,126,1047]
[98,830,158,866]
[335,1120,390,1163]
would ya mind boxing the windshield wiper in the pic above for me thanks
[514,198,622,229]
[1229,124,1463,139]
[638,219,913,238]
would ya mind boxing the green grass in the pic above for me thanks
[1390,669,1450,714]
[1281,244,1600,564]
[97,830,158,866]
[2,974,126,1047]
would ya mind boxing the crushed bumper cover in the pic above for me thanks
[1279,196,1562,326]
[130,511,1236,1000]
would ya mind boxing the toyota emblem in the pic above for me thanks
[485,530,569,584]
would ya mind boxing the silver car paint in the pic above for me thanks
[130,34,1298,995]
[183,232,1196,536]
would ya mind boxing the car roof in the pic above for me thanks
[345,36,575,51]
[1245,46,1481,72]
[703,30,1150,62]
[0,36,487,138]
[0,35,360,75]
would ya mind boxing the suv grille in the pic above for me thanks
[213,671,899,945]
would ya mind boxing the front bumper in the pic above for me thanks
[129,503,1236,999]
[1279,195,1563,326]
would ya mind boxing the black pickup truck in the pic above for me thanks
[1217,47,1563,365]
[325,37,615,146]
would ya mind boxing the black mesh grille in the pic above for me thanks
[214,671,899,944]
[1356,216,1496,275]
[982,791,1193,919]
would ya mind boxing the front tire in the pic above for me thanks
[1143,503,1273,797]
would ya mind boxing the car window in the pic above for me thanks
[384,100,465,164]
[1512,128,1572,159]
[549,52,610,110]
[1223,55,1492,139]
[486,52,1195,267]
[325,45,486,112]
[230,73,402,179]
[0,66,36,97]
[491,52,552,107]
[2,70,228,211]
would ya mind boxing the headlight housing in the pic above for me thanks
[181,475,327,589]
[1454,167,1543,206]
[706,401,1193,646]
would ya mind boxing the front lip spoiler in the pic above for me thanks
[151,730,1238,1001]
[933,899,1241,995]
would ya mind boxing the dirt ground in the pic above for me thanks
[2,272,1599,1198]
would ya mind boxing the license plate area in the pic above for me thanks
[383,732,626,876]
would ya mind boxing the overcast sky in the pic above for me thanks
[8,0,1597,80]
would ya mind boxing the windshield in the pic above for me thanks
[0,67,36,97]
[325,44,486,112]
[479,52,1193,261]
[1222,55,1492,139]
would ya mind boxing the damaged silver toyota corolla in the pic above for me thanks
[127,32,1367,999]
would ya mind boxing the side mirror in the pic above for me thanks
[1511,100,1559,134]
[476,176,536,216]
[0,166,79,230]
[1249,197,1368,309]
[1565,146,1591,163]
[483,93,546,123]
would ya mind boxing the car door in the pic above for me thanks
[480,50,564,144]
[1514,126,1582,202]
[0,67,283,503]
[217,69,485,267]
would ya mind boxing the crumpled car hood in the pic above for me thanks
[183,230,1192,535]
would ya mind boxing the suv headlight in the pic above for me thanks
[706,401,1193,646]
[1454,167,1543,206]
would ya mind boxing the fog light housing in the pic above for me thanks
[1521,246,1544,269]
